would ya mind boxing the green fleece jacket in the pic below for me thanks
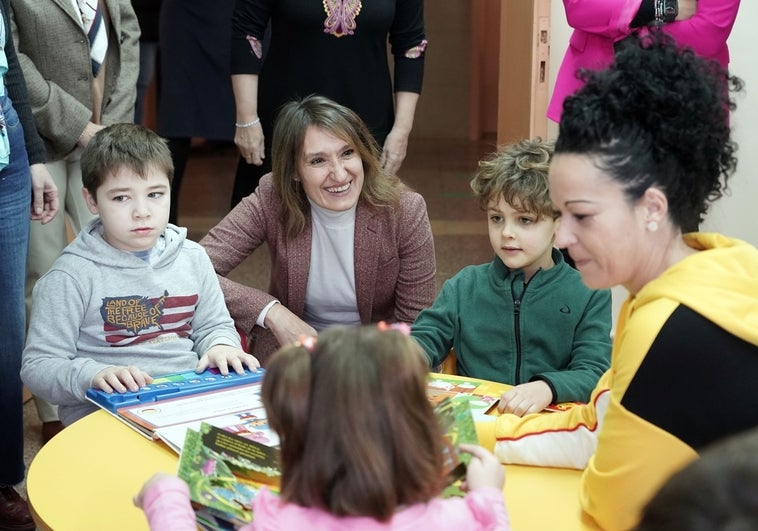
[411,249,612,403]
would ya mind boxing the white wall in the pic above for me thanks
[701,4,757,245]
[548,2,756,245]
[547,2,757,323]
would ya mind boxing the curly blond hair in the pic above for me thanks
[470,138,557,219]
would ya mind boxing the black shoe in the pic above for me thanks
[0,486,35,531]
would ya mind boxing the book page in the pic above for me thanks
[427,375,501,422]
[156,407,279,454]
[178,427,259,528]
[118,383,264,435]
[435,396,480,497]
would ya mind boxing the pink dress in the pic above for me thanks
[140,477,510,530]
[548,0,741,121]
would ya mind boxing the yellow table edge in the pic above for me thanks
[27,374,598,530]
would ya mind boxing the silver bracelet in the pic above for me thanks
[654,0,664,24]
[235,117,261,128]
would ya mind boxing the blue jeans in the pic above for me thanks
[0,93,31,485]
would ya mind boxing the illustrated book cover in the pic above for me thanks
[434,395,480,497]
[177,422,281,530]
[427,374,584,418]
[427,374,501,422]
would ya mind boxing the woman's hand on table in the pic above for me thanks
[497,380,552,416]
[264,303,318,347]
[197,345,260,374]
[459,443,505,491]
[92,365,153,393]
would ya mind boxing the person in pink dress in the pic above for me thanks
[135,324,510,530]
[549,0,741,122]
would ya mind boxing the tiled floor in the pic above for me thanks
[21,135,498,498]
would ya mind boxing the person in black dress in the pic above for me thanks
[229,0,427,207]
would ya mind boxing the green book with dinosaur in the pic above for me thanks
[177,422,280,530]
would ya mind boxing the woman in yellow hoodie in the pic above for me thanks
[493,30,758,531]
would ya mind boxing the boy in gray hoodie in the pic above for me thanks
[22,124,259,426]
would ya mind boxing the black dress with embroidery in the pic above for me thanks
[229,0,426,204]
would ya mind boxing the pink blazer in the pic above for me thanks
[200,174,437,363]
[548,0,740,122]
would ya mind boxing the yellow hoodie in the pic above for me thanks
[493,233,758,530]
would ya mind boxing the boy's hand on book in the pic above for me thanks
[197,345,261,375]
[459,444,505,491]
[93,365,153,393]
[497,381,553,417]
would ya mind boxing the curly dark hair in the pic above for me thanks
[555,29,743,231]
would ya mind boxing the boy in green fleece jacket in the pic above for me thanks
[411,138,611,416]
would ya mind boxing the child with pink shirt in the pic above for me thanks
[135,323,510,530]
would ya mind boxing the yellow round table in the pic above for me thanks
[28,379,599,530]
[28,411,175,531]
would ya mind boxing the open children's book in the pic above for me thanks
[427,373,583,419]
[427,374,503,422]
[178,422,281,531]
[434,396,480,497]
[85,368,278,452]
[176,394,480,530]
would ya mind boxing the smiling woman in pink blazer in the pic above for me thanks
[548,0,741,122]
[200,95,436,364]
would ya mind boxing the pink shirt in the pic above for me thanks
[141,477,510,530]
[548,0,740,121]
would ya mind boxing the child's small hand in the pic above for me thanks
[92,366,152,393]
[133,472,176,508]
[197,345,260,375]
[459,443,505,491]
[497,380,553,416]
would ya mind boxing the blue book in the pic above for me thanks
[85,368,266,441]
